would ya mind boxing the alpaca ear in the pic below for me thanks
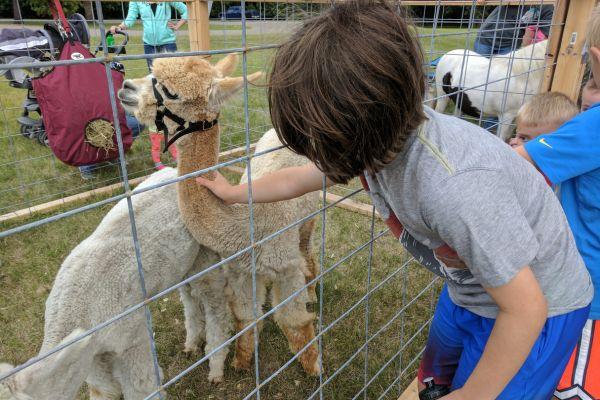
[215,53,238,77]
[209,72,263,108]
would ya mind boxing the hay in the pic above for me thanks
[85,119,116,153]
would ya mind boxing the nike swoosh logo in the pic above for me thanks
[539,138,553,148]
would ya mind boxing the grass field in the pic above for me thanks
[0,23,474,399]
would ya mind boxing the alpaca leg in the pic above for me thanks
[299,219,319,302]
[88,353,122,400]
[226,270,267,371]
[272,266,320,376]
[434,77,449,113]
[180,283,206,353]
[191,270,233,383]
[116,340,163,400]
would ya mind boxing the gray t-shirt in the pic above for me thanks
[364,107,593,318]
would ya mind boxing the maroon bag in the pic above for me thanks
[33,41,132,166]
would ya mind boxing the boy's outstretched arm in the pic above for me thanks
[197,163,331,204]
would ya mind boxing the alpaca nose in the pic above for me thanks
[123,80,136,92]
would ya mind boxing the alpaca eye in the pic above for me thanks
[161,84,179,100]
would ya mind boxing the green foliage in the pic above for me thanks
[18,0,83,18]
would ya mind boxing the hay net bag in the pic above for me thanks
[32,40,132,166]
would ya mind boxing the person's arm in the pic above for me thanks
[426,169,543,399]
[538,6,554,38]
[444,267,547,400]
[515,107,600,184]
[521,27,534,47]
[113,2,139,32]
[168,2,188,30]
[197,163,331,204]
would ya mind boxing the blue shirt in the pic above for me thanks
[525,103,600,319]
[123,2,188,46]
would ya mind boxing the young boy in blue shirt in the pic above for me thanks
[515,7,600,398]
[199,1,593,398]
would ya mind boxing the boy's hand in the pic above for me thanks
[168,21,178,30]
[196,172,239,204]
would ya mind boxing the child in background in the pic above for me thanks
[581,77,600,112]
[199,1,592,398]
[515,6,600,400]
[110,1,186,170]
[510,92,578,148]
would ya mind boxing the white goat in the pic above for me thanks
[0,167,231,400]
[434,40,548,141]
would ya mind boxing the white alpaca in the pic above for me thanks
[0,167,232,400]
[434,40,548,141]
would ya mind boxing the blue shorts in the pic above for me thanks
[418,286,590,399]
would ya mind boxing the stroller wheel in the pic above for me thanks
[20,124,29,137]
[37,129,49,146]
[20,124,36,139]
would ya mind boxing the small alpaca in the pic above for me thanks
[118,54,322,375]
[434,40,548,140]
[0,167,231,400]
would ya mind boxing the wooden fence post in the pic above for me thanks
[187,0,211,52]
[541,0,568,93]
[547,0,598,100]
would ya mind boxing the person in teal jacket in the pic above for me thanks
[110,2,187,70]
[111,1,186,170]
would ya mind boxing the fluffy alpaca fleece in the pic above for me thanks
[0,167,231,400]
[434,40,548,140]
[118,54,322,376]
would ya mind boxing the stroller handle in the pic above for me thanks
[97,30,129,56]
[107,29,128,56]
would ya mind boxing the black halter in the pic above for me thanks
[151,77,218,153]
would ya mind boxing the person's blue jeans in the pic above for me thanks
[472,39,515,131]
[79,114,143,177]
[143,42,178,71]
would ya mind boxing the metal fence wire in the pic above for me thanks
[0,0,562,399]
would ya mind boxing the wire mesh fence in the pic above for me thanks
[0,0,570,399]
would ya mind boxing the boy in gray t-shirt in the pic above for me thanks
[196,2,592,398]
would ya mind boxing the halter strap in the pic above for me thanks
[151,77,217,153]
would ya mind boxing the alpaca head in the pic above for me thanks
[118,54,262,143]
[0,330,91,400]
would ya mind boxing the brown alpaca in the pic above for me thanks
[118,54,321,376]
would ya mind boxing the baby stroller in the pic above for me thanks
[1,13,91,145]
[1,13,128,148]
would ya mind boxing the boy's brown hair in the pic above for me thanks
[515,92,578,128]
[268,0,426,184]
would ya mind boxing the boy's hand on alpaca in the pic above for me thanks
[196,172,239,204]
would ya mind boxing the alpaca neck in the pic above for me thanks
[177,124,220,181]
[176,124,242,246]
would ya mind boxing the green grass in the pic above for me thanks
[0,26,467,398]
[0,191,441,399]
[1,26,471,222]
